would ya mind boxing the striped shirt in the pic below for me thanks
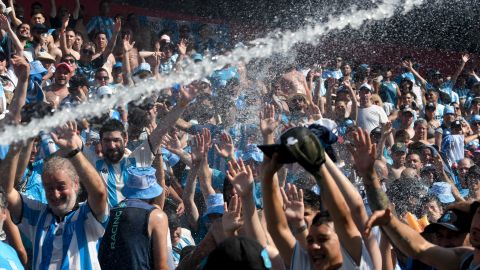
[86,16,114,40]
[16,195,108,270]
[172,228,195,267]
[85,140,154,208]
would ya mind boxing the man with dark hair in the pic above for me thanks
[85,86,198,207]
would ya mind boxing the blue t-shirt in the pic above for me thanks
[380,81,399,105]
[19,160,47,204]
[0,241,24,270]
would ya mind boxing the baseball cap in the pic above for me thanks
[470,115,480,124]
[258,127,325,172]
[133,62,152,76]
[425,102,436,111]
[429,182,455,204]
[359,83,373,92]
[424,209,471,233]
[401,106,415,116]
[391,142,407,153]
[96,85,114,98]
[444,105,455,115]
[56,62,73,72]
[192,53,203,63]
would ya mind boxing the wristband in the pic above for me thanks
[292,223,307,235]
[65,148,81,158]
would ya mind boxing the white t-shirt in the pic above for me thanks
[290,240,374,270]
[357,105,388,133]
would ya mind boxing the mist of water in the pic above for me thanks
[0,0,427,144]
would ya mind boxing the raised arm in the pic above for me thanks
[149,85,198,151]
[163,131,192,167]
[5,55,29,124]
[324,154,382,270]
[402,60,427,87]
[354,127,468,270]
[0,15,22,56]
[72,0,80,20]
[14,139,34,187]
[182,162,200,231]
[280,183,308,248]
[344,80,358,122]
[102,17,121,58]
[49,0,57,18]
[152,153,166,209]
[0,144,22,222]
[259,104,280,145]
[51,121,107,221]
[451,54,469,85]
[122,36,134,86]
[261,154,297,266]
[7,0,21,27]
[312,161,363,264]
[195,129,215,202]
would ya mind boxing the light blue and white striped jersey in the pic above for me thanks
[17,195,108,270]
[85,140,154,208]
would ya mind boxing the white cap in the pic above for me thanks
[160,34,171,43]
[97,86,113,97]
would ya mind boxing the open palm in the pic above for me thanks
[227,158,254,198]
[281,183,304,223]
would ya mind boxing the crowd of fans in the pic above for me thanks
[1,0,480,270]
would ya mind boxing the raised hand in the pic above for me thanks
[382,121,393,137]
[123,35,135,52]
[461,54,470,63]
[178,39,187,56]
[281,183,304,224]
[61,13,70,30]
[51,121,83,151]
[227,158,254,198]
[350,127,376,177]
[307,103,322,121]
[11,55,30,80]
[259,103,280,137]
[163,131,182,152]
[402,60,413,70]
[364,208,393,237]
[179,85,198,106]
[261,153,283,178]
[0,14,10,31]
[214,132,234,159]
[114,16,122,33]
[222,194,243,236]
[190,133,205,164]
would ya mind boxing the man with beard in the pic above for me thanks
[85,86,198,207]
[0,121,108,269]
[45,62,74,108]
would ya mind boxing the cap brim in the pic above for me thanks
[424,223,460,233]
[121,184,163,200]
[257,144,297,164]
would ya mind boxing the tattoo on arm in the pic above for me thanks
[365,184,390,211]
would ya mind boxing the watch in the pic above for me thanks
[65,148,81,158]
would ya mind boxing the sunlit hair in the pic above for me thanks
[42,155,79,185]
[370,94,383,107]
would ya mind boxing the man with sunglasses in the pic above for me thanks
[77,43,107,84]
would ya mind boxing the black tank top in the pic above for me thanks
[98,199,156,270]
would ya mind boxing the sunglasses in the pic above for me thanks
[63,58,76,64]
[81,49,94,56]
[96,76,109,81]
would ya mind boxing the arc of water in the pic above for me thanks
[0,0,426,144]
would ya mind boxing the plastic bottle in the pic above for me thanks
[39,131,58,158]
